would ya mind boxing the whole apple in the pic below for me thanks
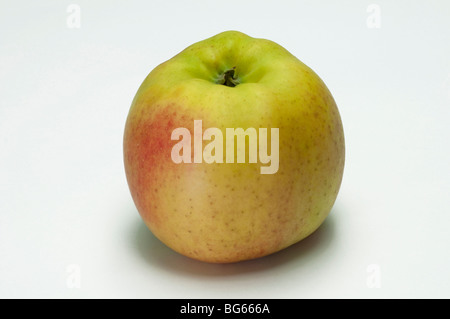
[124,31,345,263]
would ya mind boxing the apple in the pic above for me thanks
[123,31,345,263]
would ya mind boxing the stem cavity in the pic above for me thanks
[216,67,239,87]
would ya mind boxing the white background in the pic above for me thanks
[1,0,449,298]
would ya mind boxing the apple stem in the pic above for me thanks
[216,67,240,87]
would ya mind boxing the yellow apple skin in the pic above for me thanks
[123,31,345,263]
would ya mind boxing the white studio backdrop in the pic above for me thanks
[1,0,449,298]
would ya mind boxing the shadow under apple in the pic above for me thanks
[130,206,338,278]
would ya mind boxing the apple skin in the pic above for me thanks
[123,31,345,263]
